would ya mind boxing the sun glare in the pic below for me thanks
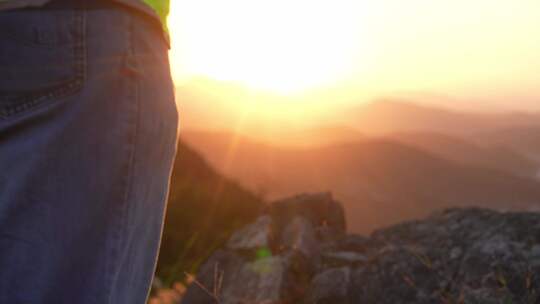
[168,0,370,93]
[168,0,540,110]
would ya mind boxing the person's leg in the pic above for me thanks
[0,2,178,303]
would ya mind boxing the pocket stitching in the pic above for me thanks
[0,10,86,120]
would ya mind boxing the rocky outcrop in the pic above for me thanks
[181,193,540,304]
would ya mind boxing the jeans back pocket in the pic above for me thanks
[0,10,85,119]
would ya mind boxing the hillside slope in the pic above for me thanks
[156,142,264,282]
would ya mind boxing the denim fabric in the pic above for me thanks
[0,3,179,304]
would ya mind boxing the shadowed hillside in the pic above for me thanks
[156,142,264,283]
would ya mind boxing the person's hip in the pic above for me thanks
[0,3,178,303]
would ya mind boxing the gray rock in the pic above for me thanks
[529,244,540,267]
[348,208,540,303]
[183,195,540,304]
[449,247,463,260]
[281,216,319,258]
[349,246,442,303]
[321,251,367,268]
[306,267,351,304]
[270,192,346,236]
[227,215,273,251]
[181,250,245,304]
[220,256,289,304]
[336,234,370,252]
[182,251,312,304]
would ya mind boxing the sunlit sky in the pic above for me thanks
[168,0,540,111]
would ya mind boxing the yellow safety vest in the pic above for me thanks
[142,0,169,27]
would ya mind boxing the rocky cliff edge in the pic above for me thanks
[181,193,540,304]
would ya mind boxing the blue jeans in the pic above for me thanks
[0,2,179,303]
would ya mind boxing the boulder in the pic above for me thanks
[348,208,540,303]
[183,192,339,304]
[227,215,273,252]
[280,216,320,259]
[336,234,370,252]
[269,192,346,237]
[219,256,290,304]
[321,251,367,268]
[180,250,245,304]
[181,252,311,304]
[306,267,351,304]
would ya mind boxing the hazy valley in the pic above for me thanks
[179,100,540,234]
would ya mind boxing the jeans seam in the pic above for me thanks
[105,12,141,304]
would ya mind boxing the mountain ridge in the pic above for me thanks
[180,130,540,233]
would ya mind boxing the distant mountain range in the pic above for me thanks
[345,99,540,136]
[470,126,540,162]
[176,78,540,138]
[385,131,539,178]
[181,129,540,234]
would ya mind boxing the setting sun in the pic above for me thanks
[168,0,540,110]
[168,0,370,93]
